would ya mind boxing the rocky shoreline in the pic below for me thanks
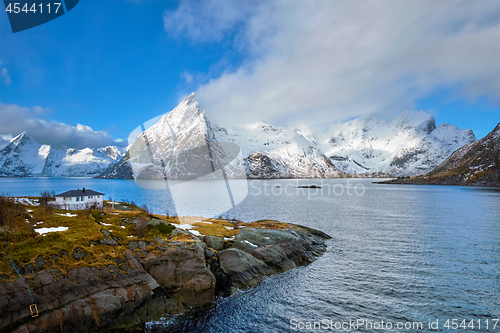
[1,224,330,333]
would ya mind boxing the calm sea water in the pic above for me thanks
[1,178,499,332]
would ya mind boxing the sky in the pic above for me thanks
[0,0,499,149]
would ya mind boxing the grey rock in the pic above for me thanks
[129,241,138,251]
[203,235,224,251]
[20,263,35,275]
[218,248,274,290]
[72,247,89,260]
[147,218,163,226]
[100,238,118,246]
[204,248,215,260]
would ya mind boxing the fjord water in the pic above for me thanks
[1,178,499,332]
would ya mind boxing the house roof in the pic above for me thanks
[55,189,104,197]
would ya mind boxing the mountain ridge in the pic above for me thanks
[323,111,476,176]
[0,95,480,179]
[381,123,499,187]
[0,132,125,177]
[98,93,343,180]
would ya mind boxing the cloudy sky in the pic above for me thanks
[0,0,499,148]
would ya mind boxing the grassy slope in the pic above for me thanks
[0,199,298,280]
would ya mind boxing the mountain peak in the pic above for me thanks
[10,131,36,147]
[492,123,500,137]
[166,93,203,129]
[390,110,436,133]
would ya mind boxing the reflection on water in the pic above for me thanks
[1,178,499,332]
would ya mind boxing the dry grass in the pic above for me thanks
[0,199,299,280]
[0,200,171,279]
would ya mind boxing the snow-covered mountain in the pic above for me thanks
[101,93,245,180]
[224,122,341,178]
[99,93,342,179]
[1,96,478,179]
[0,132,125,177]
[383,123,499,186]
[323,111,477,176]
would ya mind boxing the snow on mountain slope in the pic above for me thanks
[96,146,124,161]
[0,132,124,177]
[223,122,341,178]
[323,111,476,176]
[0,132,47,177]
[383,123,499,186]
[99,93,342,179]
[126,93,230,179]
[1,100,476,179]
[43,147,123,177]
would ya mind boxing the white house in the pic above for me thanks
[54,188,104,210]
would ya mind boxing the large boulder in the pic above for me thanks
[203,235,224,251]
[218,248,274,292]
[140,242,215,306]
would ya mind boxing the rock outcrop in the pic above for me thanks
[0,224,330,333]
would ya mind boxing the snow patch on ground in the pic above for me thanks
[176,224,195,230]
[244,240,258,247]
[175,224,202,236]
[189,230,201,236]
[56,213,78,217]
[16,198,39,206]
[35,227,68,235]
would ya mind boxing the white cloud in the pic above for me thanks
[1,68,11,85]
[0,134,13,150]
[163,0,255,42]
[165,0,500,134]
[0,103,126,149]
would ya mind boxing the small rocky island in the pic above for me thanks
[297,185,322,188]
[0,198,330,333]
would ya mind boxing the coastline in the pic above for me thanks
[0,199,331,333]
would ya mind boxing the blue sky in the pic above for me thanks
[0,0,499,149]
